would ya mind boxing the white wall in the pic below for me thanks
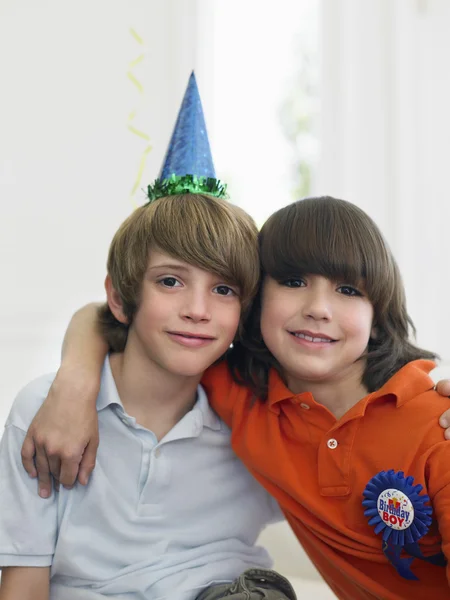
[319,0,450,367]
[0,0,211,424]
[207,0,320,227]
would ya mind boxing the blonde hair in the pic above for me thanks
[99,194,260,351]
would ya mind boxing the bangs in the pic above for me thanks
[148,194,260,307]
[259,197,395,305]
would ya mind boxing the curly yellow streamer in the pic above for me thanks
[127,28,152,207]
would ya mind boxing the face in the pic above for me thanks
[260,274,374,392]
[113,251,241,379]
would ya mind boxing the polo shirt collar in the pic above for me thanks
[265,360,436,416]
[364,359,436,410]
[96,356,121,412]
[194,384,222,431]
[96,356,222,432]
[335,359,436,425]
[267,369,295,412]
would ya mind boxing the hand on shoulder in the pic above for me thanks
[20,365,100,498]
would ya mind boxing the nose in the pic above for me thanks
[302,287,332,321]
[181,288,211,323]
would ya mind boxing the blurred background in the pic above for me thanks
[1,0,450,594]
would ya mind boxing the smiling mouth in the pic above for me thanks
[166,331,217,348]
[290,332,336,343]
[168,332,215,340]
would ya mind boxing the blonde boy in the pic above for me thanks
[0,194,293,600]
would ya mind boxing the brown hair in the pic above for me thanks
[99,193,260,351]
[228,196,437,397]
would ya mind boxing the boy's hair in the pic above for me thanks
[99,193,260,351]
[228,196,436,398]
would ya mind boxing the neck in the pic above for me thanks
[286,364,369,420]
[109,343,201,437]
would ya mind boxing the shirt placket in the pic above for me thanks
[318,419,360,497]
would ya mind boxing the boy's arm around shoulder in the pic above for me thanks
[0,379,58,571]
[0,567,50,600]
[201,360,250,427]
[22,303,104,498]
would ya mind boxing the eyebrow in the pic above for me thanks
[147,263,191,272]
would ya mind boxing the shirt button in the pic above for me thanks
[327,438,338,449]
[299,402,310,410]
[154,448,161,458]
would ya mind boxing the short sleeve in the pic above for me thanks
[0,424,57,567]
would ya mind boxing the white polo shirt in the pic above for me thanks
[0,357,281,600]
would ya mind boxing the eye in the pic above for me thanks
[337,284,362,297]
[159,277,182,288]
[214,285,237,297]
[282,278,305,288]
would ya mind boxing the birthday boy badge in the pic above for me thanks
[362,470,446,580]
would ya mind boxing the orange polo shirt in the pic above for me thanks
[201,360,450,599]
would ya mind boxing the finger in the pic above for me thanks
[78,438,99,486]
[439,408,450,429]
[21,435,37,478]
[436,380,450,398]
[48,455,62,484]
[59,455,81,489]
[34,446,53,498]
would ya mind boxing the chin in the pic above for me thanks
[288,361,333,382]
[168,361,214,378]
[173,371,204,378]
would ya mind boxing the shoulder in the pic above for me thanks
[201,361,253,426]
[405,387,450,417]
[202,360,234,387]
[370,361,450,440]
[202,361,254,403]
[202,360,252,396]
[5,373,56,432]
[380,360,443,420]
[392,387,450,453]
[201,360,248,401]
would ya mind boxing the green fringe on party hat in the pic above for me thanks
[147,72,227,202]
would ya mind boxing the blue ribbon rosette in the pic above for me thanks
[362,469,446,580]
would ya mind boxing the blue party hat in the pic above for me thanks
[147,72,227,202]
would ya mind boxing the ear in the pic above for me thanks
[105,275,128,324]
